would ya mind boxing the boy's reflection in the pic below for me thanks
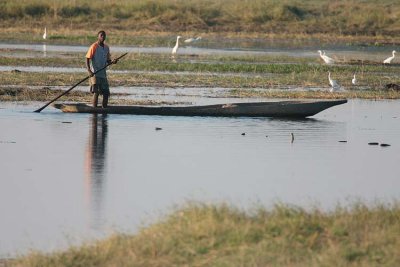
[84,114,108,230]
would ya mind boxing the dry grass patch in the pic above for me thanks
[10,202,400,267]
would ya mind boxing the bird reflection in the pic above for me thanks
[42,44,47,57]
[84,114,108,230]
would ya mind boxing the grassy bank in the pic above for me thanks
[1,0,400,38]
[0,87,185,105]
[8,202,400,266]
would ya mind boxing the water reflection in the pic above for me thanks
[42,44,47,57]
[84,114,108,230]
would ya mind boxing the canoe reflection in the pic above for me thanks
[84,114,108,230]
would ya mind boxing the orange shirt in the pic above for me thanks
[86,42,111,78]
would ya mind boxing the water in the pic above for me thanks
[0,100,399,257]
[0,43,397,60]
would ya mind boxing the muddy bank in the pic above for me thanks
[0,87,188,105]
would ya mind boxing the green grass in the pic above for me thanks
[2,54,399,75]
[9,202,400,266]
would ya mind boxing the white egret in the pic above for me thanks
[322,50,335,64]
[352,73,357,85]
[43,27,47,40]
[184,36,202,43]
[323,53,335,64]
[383,50,396,64]
[317,50,324,59]
[184,38,195,43]
[328,72,340,92]
[318,50,335,64]
[171,36,182,55]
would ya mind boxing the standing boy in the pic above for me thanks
[86,30,118,108]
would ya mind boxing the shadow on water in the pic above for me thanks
[84,114,108,230]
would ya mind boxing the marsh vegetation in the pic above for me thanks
[1,0,400,101]
[1,52,400,101]
[9,202,400,267]
[1,0,400,43]
[1,2,400,264]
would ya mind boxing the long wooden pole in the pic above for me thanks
[34,52,128,113]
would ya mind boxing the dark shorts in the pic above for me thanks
[90,76,110,96]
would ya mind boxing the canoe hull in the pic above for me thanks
[52,100,347,118]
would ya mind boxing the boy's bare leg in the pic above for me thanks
[92,93,99,107]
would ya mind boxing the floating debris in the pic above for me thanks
[368,142,379,145]
[61,121,72,124]
[380,143,391,147]
[11,69,21,73]
[291,133,294,143]
[155,127,162,131]
[0,141,16,144]
[338,140,347,143]
[241,133,245,136]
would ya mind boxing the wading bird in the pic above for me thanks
[43,27,47,40]
[352,73,357,85]
[172,36,182,55]
[328,72,340,92]
[318,50,335,64]
[184,36,202,43]
[383,50,396,64]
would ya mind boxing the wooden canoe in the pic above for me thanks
[52,99,347,118]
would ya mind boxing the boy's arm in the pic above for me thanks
[86,58,93,76]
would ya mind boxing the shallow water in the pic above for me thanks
[0,43,397,61]
[0,99,399,257]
